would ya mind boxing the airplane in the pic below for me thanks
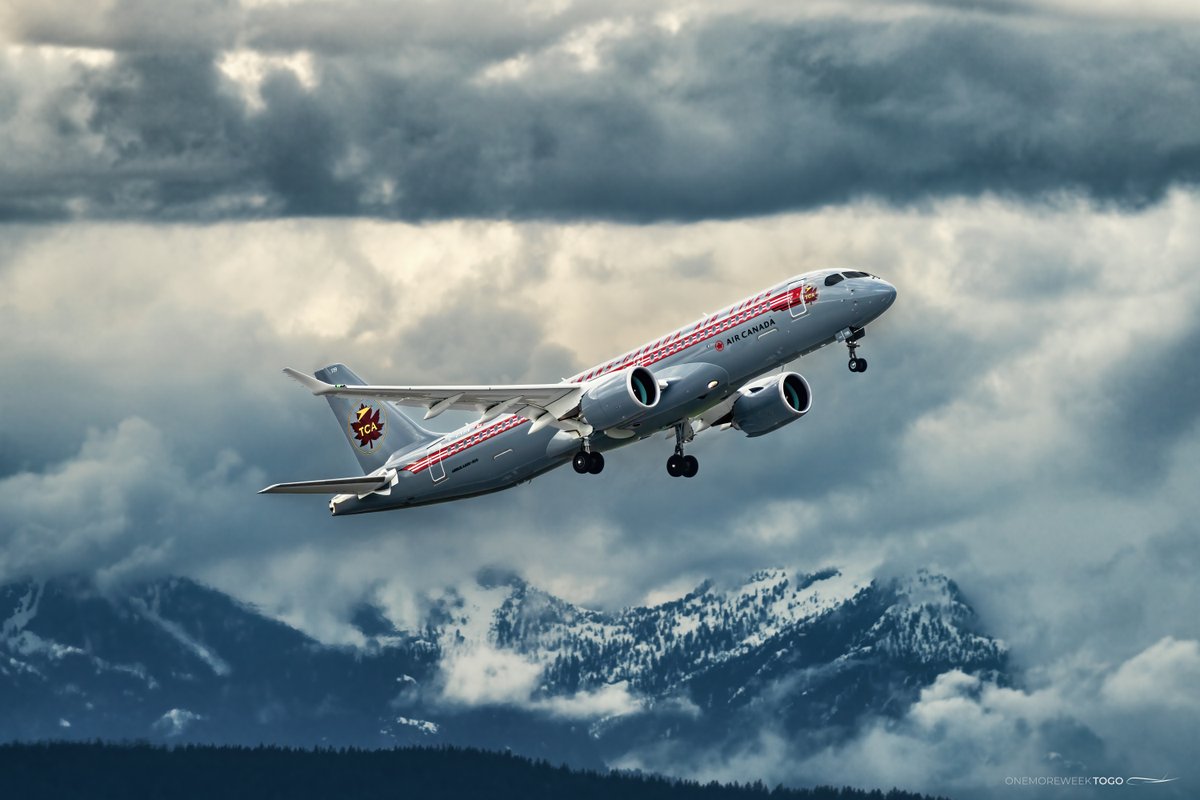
[260,269,897,515]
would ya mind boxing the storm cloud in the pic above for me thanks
[3,2,1200,221]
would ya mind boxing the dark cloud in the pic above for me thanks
[3,12,1200,221]
[1089,318,1200,487]
[6,0,242,53]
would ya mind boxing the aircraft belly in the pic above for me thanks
[415,426,566,503]
[627,361,731,434]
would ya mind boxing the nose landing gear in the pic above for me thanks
[666,422,699,478]
[840,327,868,373]
[847,343,867,373]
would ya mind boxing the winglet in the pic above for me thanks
[283,367,336,395]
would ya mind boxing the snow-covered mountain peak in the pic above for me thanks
[412,565,883,700]
[0,566,1009,752]
[890,569,962,608]
[860,570,1008,667]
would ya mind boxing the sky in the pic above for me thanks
[2,0,1200,796]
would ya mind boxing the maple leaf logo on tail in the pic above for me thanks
[350,404,385,450]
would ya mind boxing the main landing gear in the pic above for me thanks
[666,422,699,478]
[842,327,868,373]
[572,442,605,475]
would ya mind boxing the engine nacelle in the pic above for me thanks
[732,372,812,437]
[579,365,660,431]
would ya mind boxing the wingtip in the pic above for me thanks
[282,367,333,395]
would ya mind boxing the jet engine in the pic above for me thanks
[578,365,660,431]
[731,372,812,437]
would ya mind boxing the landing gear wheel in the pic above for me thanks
[587,451,605,474]
[666,454,684,477]
[848,358,859,373]
[572,452,591,474]
[681,454,699,478]
[855,357,867,372]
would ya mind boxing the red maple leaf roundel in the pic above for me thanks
[350,404,385,450]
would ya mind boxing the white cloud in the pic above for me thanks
[535,681,640,719]
[216,48,317,111]
[2,420,174,577]
[438,642,543,706]
[437,640,641,719]
[752,672,1070,795]
[1102,637,1200,712]
[0,415,272,588]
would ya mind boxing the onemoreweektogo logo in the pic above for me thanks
[1004,775,1179,788]
[349,403,385,450]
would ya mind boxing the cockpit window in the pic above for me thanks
[843,270,870,278]
[824,273,845,286]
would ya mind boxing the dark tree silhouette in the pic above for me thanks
[0,742,952,800]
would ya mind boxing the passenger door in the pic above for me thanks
[786,278,811,319]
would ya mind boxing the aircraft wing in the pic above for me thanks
[282,368,589,431]
[259,475,392,495]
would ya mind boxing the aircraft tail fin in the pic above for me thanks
[312,363,440,474]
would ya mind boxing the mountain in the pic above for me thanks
[0,575,440,746]
[0,566,1007,775]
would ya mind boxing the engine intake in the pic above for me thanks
[732,372,812,437]
[578,366,660,431]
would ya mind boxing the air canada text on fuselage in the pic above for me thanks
[725,317,776,345]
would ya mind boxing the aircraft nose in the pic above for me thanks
[879,279,897,308]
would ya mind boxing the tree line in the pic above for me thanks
[0,742,951,800]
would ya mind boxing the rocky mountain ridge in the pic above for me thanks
[0,565,1007,770]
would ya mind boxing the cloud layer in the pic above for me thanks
[3,2,1200,221]
[635,643,1197,799]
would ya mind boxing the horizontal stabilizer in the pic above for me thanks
[283,367,336,394]
[259,475,391,495]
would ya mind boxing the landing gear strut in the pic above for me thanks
[572,441,605,475]
[841,327,868,373]
[666,423,699,478]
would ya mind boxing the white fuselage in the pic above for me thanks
[331,269,896,514]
